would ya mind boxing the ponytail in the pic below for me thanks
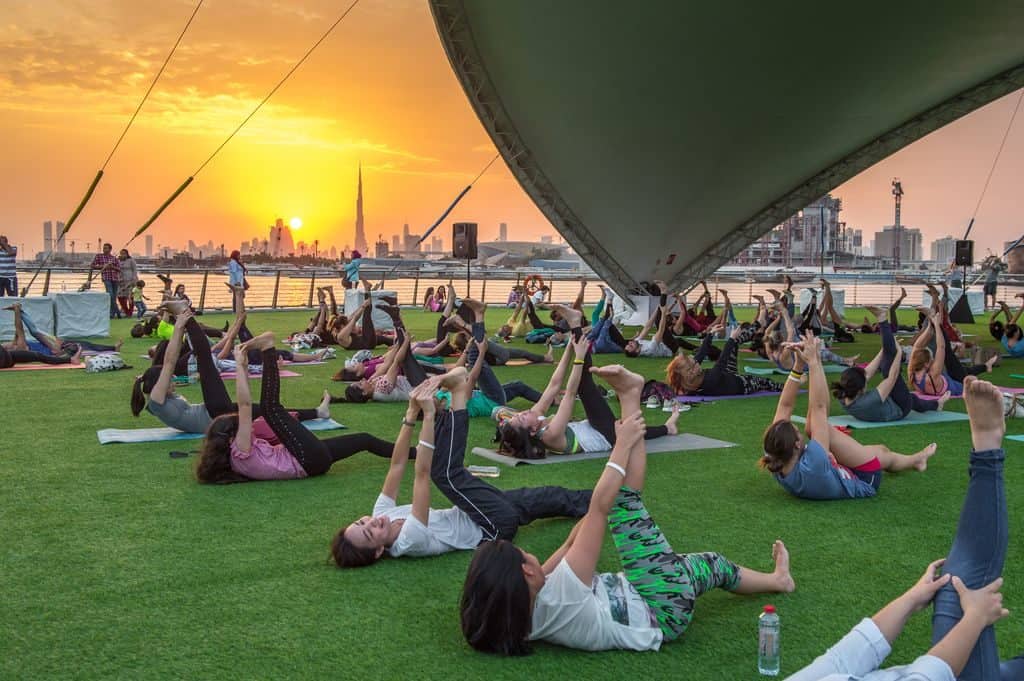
[130,366,163,417]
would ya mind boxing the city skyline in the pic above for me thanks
[1,2,1023,262]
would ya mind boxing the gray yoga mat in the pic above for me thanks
[471,433,736,467]
[791,411,968,429]
[744,365,846,376]
[97,418,345,444]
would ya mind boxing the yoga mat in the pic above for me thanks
[2,360,82,372]
[792,411,969,429]
[471,433,736,467]
[744,365,845,376]
[676,390,794,404]
[1005,435,1024,443]
[219,369,301,379]
[444,358,538,367]
[914,387,1024,400]
[97,418,345,444]
[1010,374,1024,380]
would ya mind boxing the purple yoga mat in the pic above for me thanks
[676,389,793,404]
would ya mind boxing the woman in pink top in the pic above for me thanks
[195,332,414,483]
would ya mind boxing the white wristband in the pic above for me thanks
[605,461,626,476]
[418,440,435,450]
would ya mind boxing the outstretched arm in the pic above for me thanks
[466,338,488,386]
[770,351,807,424]
[631,307,658,341]
[409,385,438,525]
[556,413,646,582]
[384,333,411,385]
[801,334,830,451]
[544,336,590,440]
[380,399,420,504]
[530,342,575,415]
[875,342,904,402]
[149,312,191,406]
[231,346,253,453]
[651,305,669,344]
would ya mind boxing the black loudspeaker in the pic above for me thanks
[955,240,974,266]
[452,222,478,259]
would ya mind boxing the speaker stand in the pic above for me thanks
[465,258,471,297]
[949,286,975,325]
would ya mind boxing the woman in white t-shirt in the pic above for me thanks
[460,364,795,655]
[333,372,591,567]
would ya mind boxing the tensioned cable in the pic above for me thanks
[123,0,362,249]
[101,0,205,171]
[414,152,504,248]
[22,0,203,294]
[964,88,1024,239]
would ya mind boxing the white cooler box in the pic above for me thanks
[343,289,398,332]
[0,296,56,341]
[55,291,111,338]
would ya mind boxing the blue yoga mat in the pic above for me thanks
[792,411,968,429]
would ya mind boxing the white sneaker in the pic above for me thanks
[645,395,661,408]
[662,399,678,412]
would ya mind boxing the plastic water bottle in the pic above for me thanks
[758,604,780,676]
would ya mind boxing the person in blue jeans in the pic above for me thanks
[787,375,1021,680]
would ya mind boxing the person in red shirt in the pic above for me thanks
[89,243,122,319]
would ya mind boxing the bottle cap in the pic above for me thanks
[763,605,776,613]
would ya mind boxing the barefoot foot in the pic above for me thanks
[936,390,951,411]
[664,403,681,435]
[963,375,1006,451]
[912,442,938,472]
[772,540,796,593]
[317,389,332,419]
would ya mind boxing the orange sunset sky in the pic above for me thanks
[0,0,1022,259]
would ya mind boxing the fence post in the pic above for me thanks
[853,278,858,306]
[197,270,209,313]
[271,271,281,309]
[42,269,51,296]
[307,273,316,308]
[412,271,420,307]
[481,272,487,303]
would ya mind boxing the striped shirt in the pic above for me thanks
[0,245,16,278]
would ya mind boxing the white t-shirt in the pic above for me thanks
[638,339,673,358]
[530,290,546,305]
[373,494,482,558]
[529,559,663,651]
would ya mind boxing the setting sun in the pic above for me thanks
[289,217,302,230]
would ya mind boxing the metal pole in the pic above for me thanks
[819,205,825,275]
[42,269,51,296]
[465,259,471,298]
[271,271,281,309]
[481,272,487,303]
[412,271,420,307]
[197,270,209,313]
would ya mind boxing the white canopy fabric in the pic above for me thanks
[430,0,1024,295]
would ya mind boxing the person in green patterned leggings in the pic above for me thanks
[459,364,796,656]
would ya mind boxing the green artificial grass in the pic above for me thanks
[3,306,1024,679]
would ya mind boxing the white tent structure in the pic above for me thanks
[429,1,1024,296]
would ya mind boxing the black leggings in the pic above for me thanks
[183,319,318,422]
[575,345,668,445]
[0,345,70,367]
[938,324,986,382]
[526,300,557,331]
[879,321,937,416]
[650,307,716,358]
[257,349,412,476]
[395,327,429,387]
[344,303,378,351]
[432,409,590,540]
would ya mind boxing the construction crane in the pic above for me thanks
[892,178,904,268]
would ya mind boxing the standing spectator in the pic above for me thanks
[0,235,17,297]
[983,256,1004,310]
[227,250,246,311]
[90,243,122,319]
[131,281,149,319]
[116,249,138,317]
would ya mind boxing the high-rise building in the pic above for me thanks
[329,246,338,259]
[392,235,401,253]
[401,223,423,253]
[498,222,508,241]
[353,164,368,253]
[268,218,295,257]
[43,221,53,252]
[931,236,957,263]
[145,234,153,257]
[874,225,923,262]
